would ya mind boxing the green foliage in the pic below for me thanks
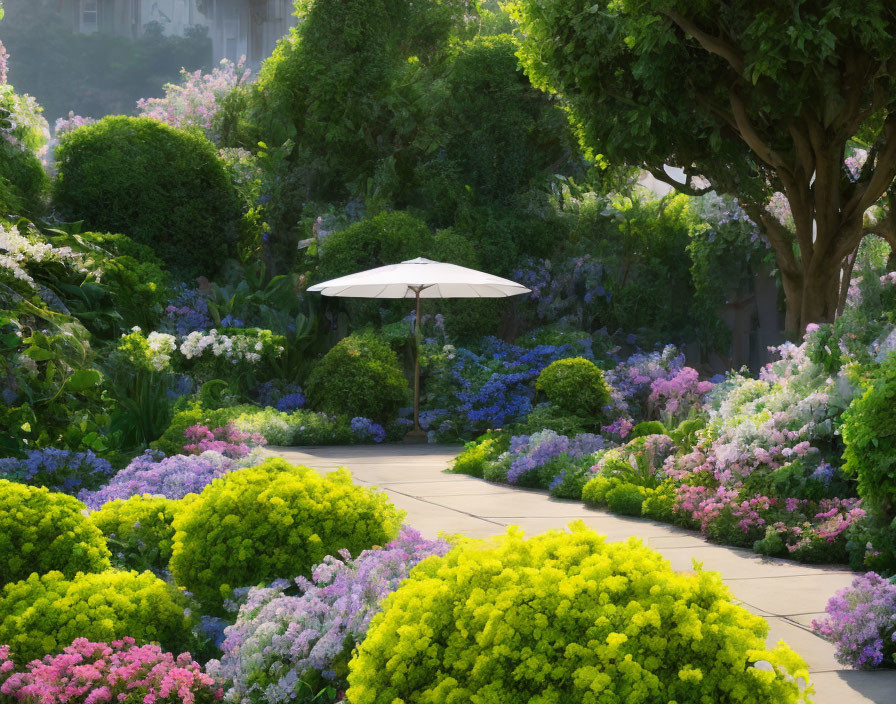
[451,432,508,479]
[234,408,355,447]
[566,195,700,344]
[416,34,574,217]
[53,116,241,274]
[346,525,813,703]
[605,482,646,516]
[0,569,197,663]
[0,142,46,216]
[511,0,896,329]
[89,495,186,574]
[510,404,592,437]
[0,480,110,586]
[535,357,610,418]
[631,421,667,439]
[305,334,408,421]
[0,301,111,456]
[669,417,706,452]
[0,1,211,122]
[548,459,594,499]
[230,0,468,201]
[169,458,404,614]
[842,357,896,523]
[317,212,432,281]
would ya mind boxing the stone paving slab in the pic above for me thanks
[272,445,888,704]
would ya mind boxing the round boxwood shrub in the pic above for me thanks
[305,334,408,421]
[346,526,812,703]
[631,420,668,439]
[0,480,110,586]
[0,570,197,663]
[605,482,646,516]
[89,495,187,573]
[169,458,404,614]
[316,211,433,281]
[53,116,241,274]
[535,357,610,418]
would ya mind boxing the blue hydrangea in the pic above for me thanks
[0,447,114,494]
[351,417,386,443]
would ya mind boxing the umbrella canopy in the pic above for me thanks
[306,257,530,298]
[307,258,530,440]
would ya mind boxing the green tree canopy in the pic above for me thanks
[511,0,896,332]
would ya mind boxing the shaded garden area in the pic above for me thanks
[2,0,896,702]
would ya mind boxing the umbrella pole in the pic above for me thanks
[413,288,422,433]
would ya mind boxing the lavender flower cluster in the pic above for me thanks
[79,449,262,509]
[504,430,604,484]
[162,285,213,336]
[812,572,896,669]
[208,527,450,703]
[0,448,113,495]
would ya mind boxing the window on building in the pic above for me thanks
[82,0,98,32]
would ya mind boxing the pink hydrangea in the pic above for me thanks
[0,638,221,704]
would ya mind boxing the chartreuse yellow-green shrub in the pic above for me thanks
[0,570,197,663]
[89,495,189,573]
[451,432,508,478]
[0,480,110,586]
[346,525,812,704]
[535,357,611,418]
[170,458,405,614]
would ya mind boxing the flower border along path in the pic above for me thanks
[271,444,896,704]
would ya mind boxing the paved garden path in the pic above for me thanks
[272,445,896,704]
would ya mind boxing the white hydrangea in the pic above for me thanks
[0,223,87,291]
[178,329,281,364]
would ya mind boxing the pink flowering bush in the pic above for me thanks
[137,59,251,141]
[53,113,95,137]
[648,366,712,427]
[183,422,265,459]
[0,638,221,704]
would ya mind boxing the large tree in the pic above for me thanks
[511,0,896,332]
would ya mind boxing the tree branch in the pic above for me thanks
[662,10,745,75]
[645,165,714,196]
[729,89,792,176]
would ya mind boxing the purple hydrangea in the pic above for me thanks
[812,572,896,669]
[0,448,113,495]
[162,285,213,335]
[505,430,604,484]
[78,450,244,509]
[207,527,451,702]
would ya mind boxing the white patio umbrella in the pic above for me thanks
[307,257,530,439]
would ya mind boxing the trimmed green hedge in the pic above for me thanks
[53,116,241,274]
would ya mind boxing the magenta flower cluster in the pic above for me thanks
[183,423,265,459]
[812,572,896,669]
[648,366,712,425]
[0,638,221,704]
